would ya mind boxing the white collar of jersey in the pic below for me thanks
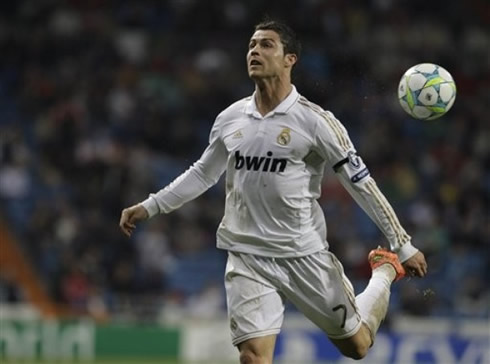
[244,85,299,118]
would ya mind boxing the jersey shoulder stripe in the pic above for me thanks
[365,179,410,246]
[297,97,352,152]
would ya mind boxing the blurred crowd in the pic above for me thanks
[0,0,488,322]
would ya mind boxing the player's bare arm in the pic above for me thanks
[119,204,149,237]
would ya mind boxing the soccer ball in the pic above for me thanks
[398,63,456,120]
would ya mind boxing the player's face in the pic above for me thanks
[247,30,291,80]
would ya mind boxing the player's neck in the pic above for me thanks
[254,78,292,116]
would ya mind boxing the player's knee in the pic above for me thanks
[350,346,369,360]
[239,349,266,364]
[332,329,371,361]
[237,335,275,364]
[340,342,370,360]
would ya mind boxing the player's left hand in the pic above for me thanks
[403,251,427,278]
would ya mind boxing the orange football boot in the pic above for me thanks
[368,247,406,282]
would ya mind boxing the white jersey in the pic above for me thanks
[141,86,418,262]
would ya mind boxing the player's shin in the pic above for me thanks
[355,264,395,343]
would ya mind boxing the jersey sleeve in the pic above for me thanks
[140,115,227,217]
[314,111,419,262]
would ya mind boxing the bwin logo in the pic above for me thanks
[235,151,287,172]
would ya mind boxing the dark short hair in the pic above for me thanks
[254,20,302,60]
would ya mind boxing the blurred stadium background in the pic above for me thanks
[0,0,488,363]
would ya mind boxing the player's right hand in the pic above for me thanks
[119,204,149,237]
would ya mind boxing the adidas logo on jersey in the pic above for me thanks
[232,130,243,139]
[234,150,287,172]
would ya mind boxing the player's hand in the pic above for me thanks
[119,204,149,237]
[402,251,427,278]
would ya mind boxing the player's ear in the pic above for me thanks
[284,53,297,68]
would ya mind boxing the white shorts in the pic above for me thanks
[224,249,362,346]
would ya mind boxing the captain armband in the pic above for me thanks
[332,151,370,183]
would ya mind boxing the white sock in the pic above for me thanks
[355,264,396,342]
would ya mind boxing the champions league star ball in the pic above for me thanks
[398,63,456,120]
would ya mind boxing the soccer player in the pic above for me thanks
[120,20,428,363]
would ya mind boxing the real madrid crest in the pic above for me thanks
[277,127,291,146]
